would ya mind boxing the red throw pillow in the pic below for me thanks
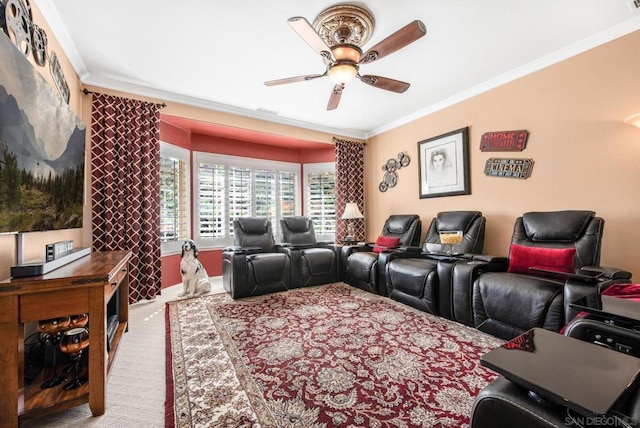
[507,243,576,274]
[372,236,400,253]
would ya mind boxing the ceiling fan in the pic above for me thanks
[264,4,426,110]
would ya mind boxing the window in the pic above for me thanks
[303,162,336,241]
[160,142,190,254]
[194,153,301,247]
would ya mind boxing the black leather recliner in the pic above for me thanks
[341,214,421,295]
[472,315,640,428]
[379,211,486,316]
[471,210,631,340]
[222,217,291,299]
[280,216,339,288]
[471,375,640,428]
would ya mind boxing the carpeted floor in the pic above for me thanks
[21,277,225,428]
[166,283,504,428]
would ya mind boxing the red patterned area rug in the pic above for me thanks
[165,283,503,427]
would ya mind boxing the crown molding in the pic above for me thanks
[370,16,640,137]
[35,0,89,80]
[34,2,367,140]
[82,75,369,140]
[34,2,640,141]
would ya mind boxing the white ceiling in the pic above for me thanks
[38,0,640,140]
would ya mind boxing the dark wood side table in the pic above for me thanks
[481,327,640,417]
[0,250,131,426]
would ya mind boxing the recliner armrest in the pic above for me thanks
[580,266,632,280]
[471,255,509,264]
[564,266,633,323]
[397,246,422,252]
[317,240,334,246]
[281,243,315,249]
[374,245,398,253]
[222,246,263,254]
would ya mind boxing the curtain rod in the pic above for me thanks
[82,88,167,108]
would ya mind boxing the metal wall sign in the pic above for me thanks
[484,158,534,179]
[480,130,528,151]
[49,51,70,103]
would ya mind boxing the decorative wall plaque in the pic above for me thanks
[480,130,529,152]
[49,51,70,103]
[484,158,534,179]
[379,152,410,192]
[1,0,50,66]
[2,0,33,56]
[31,23,47,66]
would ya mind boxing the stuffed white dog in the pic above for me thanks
[178,240,211,297]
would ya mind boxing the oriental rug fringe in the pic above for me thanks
[166,283,503,427]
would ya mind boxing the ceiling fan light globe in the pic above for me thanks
[328,63,358,85]
[331,44,362,62]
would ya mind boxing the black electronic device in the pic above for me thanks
[45,240,74,262]
[565,315,640,358]
[11,247,91,278]
[106,314,119,351]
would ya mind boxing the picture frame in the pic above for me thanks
[418,127,470,198]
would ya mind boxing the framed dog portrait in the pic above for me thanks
[418,127,470,199]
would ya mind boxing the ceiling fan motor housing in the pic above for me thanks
[313,4,375,48]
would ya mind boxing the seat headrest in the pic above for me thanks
[281,216,312,233]
[237,217,270,235]
[436,211,482,232]
[386,215,419,234]
[522,210,595,242]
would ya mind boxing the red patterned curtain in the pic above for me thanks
[334,137,365,242]
[90,93,161,302]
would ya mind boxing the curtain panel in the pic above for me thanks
[90,93,161,302]
[334,137,365,242]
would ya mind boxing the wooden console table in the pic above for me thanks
[0,250,132,426]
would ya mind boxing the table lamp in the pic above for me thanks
[341,202,363,241]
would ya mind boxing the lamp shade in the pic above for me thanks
[341,202,364,219]
[328,63,358,85]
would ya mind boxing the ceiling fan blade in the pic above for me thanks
[327,85,343,110]
[264,73,325,86]
[359,20,426,65]
[359,75,410,93]
[288,17,334,65]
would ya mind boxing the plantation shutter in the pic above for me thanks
[159,155,188,242]
[228,167,252,236]
[198,163,226,239]
[279,171,297,217]
[306,171,336,236]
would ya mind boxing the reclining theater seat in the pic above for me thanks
[472,210,629,340]
[472,301,640,428]
[280,216,339,288]
[380,211,486,317]
[222,217,291,299]
[341,214,421,295]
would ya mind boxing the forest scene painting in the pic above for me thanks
[0,33,86,233]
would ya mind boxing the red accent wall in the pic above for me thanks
[161,253,182,288]
[191,133,334,163]
[160,121,191,148]
[158,126,335,289]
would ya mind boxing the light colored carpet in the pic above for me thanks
[22,277,225,428]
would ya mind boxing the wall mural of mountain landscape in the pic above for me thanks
[0,32,86,233]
